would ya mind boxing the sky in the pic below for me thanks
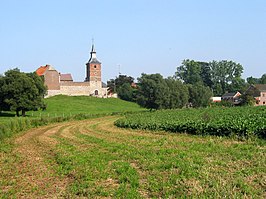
[0,0,266,82]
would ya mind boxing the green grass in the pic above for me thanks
[51,117,266,198]
[0,95,143,122]
[0,116,265,198]
[40,95,143,116]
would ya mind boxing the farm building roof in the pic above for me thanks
[255,84,266,92]
[60,73,73,81]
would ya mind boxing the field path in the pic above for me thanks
[1,115,265,198]
[3,117,116,198]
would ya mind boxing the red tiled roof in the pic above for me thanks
[60,73,73,81]
[36,65,49,76]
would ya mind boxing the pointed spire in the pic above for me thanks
[91,38,96,53]
[88,39,101,64]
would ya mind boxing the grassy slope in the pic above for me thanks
[0,95,144,123]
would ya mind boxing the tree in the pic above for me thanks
[107,75,134,95]
[0,69,47,116]
[188,83,212,108]
[247,76,260,85]
[175,59,203,84]
[247,74,266,85]
[117,83,134,101]
[136,73,168,110]
[209,60,244,95]
[259,74,266,84]
[164,77,189,109]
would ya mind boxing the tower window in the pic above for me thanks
[94,65,97,68]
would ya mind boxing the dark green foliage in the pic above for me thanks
[0,69,47,116]
[117,83,135,102]
[247,73,266,84]
[175,59,205,85]
[164,77,189,109]
[176,59,246,96]
[188,83,212,107]
[115,106,266,139]
[107,75,134,94]
[136,74,189,110]
[209,60,244,95]
[136,73,168,110]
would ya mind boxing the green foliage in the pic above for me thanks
[115,106,266,139]
[136,73,168,110]
[247,73,266,84]
[164,77,189,109]
[107,75,134,94]
[0,69,47,116]
[175,59,205,85]
[188,83,212,107]
[117,83,135,101]
[176,59,246,96]
[209,60,244,95]
[136,74,189,110]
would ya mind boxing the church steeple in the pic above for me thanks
[88,44,101,64]
[85,42,102,83]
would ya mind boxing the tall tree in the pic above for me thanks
[209,60,244,95]
[0,69,46,116]
[175,60,212,87]
[175,59,203,84]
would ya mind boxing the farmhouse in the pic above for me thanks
[221,91,241,105]
[246,84,266,106]
[36,44,108,98]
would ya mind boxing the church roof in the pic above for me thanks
[89,58,101,64]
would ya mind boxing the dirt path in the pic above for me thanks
[1,117,109,198]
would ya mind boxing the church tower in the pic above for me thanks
[85,44,102,86]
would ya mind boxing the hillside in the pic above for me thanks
[39,95,143,116]
[0,95,143,121]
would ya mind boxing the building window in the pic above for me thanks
[94,90,98,96]
[263,101,265,105]
[263,93,265,97]
[94,65,97,68]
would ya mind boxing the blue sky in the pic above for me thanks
[0,0,265,82]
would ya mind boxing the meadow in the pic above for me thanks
[0,97,265,198]
[1,116,265,198]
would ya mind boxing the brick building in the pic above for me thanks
[246,84,266,106]
[36,44,108,97]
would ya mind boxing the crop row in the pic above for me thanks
[115,106,266,139]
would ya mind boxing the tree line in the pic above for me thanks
[0,69,46,116]
[108,59,266,109]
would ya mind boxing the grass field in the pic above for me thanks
[0,116,265,198]
[0,95,143,123]
[1,97,265,197]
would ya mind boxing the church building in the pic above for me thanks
[36,44,108,97]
